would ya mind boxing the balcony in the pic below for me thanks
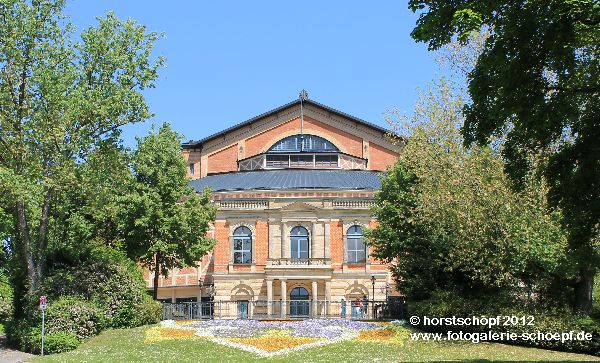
[266,258,331,268]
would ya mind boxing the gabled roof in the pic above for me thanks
[189,169,382,192]
[182,99,391,149]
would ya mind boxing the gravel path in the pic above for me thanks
[0,334,33,363]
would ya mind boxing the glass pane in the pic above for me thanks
[356,251,366,263]
[233,252,243,264]
[242,239,251,251]
[234,239,243,251]
[242,252,251,264]
[355,238,365,251]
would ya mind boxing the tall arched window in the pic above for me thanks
[346,225,366,263]
[290,226,309,260]
[233,226,252,264]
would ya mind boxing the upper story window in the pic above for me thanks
[346,225,366,263]
[290,226,309,259]
[269,134,339,153]
[233,226,252,264]
[189,162,195,177]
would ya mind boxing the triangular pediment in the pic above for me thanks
[278,201,322,211]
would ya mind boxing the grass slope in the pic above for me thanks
[30,325,599,363]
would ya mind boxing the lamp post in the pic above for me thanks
[371,275,376,300]
[371,275,376,320]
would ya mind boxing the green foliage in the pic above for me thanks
[369,81,570,302]
[410,296,600,356]
[409,0,600,311]
[43,297,104,340]
[0,0,163,297]
[0,273,12,322]
[120,123,216,298]
[42,331,80,355]
[41,246,160,328]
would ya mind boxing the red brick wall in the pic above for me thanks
[369,142,398,171]
[244,116,364,159]
[330,220,344,271]
[213,220,230,272]
[255,220,268,271]
[207,144,238,174]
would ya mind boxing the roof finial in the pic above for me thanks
[299,89,309,101]
[299,90,308,149]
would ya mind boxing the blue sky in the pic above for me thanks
[65,1,440,147]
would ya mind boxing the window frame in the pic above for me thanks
[232,226,252,264]
[346,225,366,263]
[290,226,310,260]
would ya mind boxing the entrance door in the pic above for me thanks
[237,300,249,319]
[289,287,310,317]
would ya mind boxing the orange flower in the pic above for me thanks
[228,336,320,352]
[356,329,395,341]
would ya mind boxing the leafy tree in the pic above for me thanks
[409,0,600,312]
[369,81,570,305]
[120,124,216,300]
[0,0,163,295]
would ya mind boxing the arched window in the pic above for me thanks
[268,134,339,153]
[233,226,252,264]
[290,287,309,300]
[346,225,366,263]
[290,226,309,259]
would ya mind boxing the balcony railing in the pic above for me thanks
[266,258,331,267]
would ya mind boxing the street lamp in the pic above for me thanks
[371,275,376,300]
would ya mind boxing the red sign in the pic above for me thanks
[39,295,47,308]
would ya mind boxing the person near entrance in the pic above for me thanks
[361,295,368,318]
[341,298,346,318]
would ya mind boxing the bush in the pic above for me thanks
[134,296,162,326]
[43,331,80,354]
[42,246,156,329]
[410,295,600,356]
[44,297,104,340]
[0,274,13,322]
[6,297,103,354]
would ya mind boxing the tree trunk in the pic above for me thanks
[35,187,53,284]
[574,268,595,313]
[15,200,38,292]
[153,252,161,300]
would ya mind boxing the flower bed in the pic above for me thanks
[152,319,404,357]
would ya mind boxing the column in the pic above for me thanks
[281,222,288,259]
[266,279,273,316]
[280,279,287,318]
[311,223,317,259]
[325,280,331,316]
[312,280,318,317]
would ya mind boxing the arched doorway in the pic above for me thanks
[290,287,310,317]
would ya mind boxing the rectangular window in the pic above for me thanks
[289,155,313,167]
[189,163,195,176]
[315,155,338,167]
[233,237,252,264]
[266,155,289,167]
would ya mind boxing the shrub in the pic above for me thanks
[43,331,80,354]
[41,246,156,329]
[410,295,600,356]
[134,296,162,326]
[44,297,104,340]
[0,274,12,322]
[6,297,103,354]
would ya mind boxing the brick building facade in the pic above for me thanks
[146,96,402,317]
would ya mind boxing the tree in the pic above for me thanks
[120,124,216,300]
[409,0,600,312]
[0,0,163,295]
[369,81,569,305]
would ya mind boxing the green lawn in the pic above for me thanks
[30,325,599,363]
